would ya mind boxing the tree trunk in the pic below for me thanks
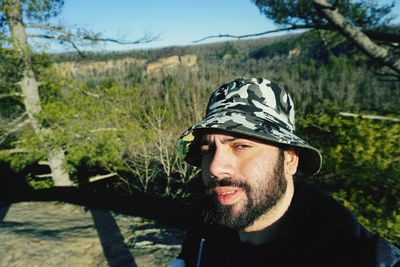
[4,0,72,186]
[313,0,400,75]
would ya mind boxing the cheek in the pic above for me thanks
[237,155,264,177]
[238,153,275,181]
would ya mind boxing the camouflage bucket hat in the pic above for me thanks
[177,77,322,176]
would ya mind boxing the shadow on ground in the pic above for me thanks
[0,163,200,266]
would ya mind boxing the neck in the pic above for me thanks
[239,177,294,245]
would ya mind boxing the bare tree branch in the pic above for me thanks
[28,32,159,45]
[88,172,118,183]
[28,32,86,56]
[35,173,53,178]
[9,112,28,125]
[313,0,400,75]
[87,35,159,45]
[26,23,64,31]
[339,112,400,122]
[26,23,159,45]
[0,112,29,147]
[0,92,23,99]
[3,114,30,137]
[193,25,315,43]
[83,91,101,98]
[89,128,118,133]
[193,23,400,44]
[375,71,400,82]
[0,148,28,154]
[27,24,159,57]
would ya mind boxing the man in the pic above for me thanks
[171,78,400,267]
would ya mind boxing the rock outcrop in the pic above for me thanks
[145,54,197,74]
[288,47,301,59]
[55,57,146,78]
[55,54,198,79]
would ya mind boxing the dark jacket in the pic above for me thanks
[177,179,400,267]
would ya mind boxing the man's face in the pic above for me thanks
[200,131,287,230]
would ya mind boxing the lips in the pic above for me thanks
[213,186,245,205]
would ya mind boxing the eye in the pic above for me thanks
[233,143,252,150]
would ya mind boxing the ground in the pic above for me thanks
[0,201,185,267]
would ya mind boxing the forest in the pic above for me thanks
[0,0,399,246]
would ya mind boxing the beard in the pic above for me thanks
[204,149,287,230]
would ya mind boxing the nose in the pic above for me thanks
[202,145,234,182]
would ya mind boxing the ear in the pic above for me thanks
[284,148,299,176]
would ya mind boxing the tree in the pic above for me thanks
[0,0,156,186]
[2,0,71,185]
[196,0,400,78]
[256,0,400,76]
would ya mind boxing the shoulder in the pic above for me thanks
[292,179,400,266]
[294,179,361,236]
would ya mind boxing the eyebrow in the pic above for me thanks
[200,136,239,145]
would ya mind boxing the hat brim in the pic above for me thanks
[177,110,322,176]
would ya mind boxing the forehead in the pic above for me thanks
[199,129,271,145]
[200,129,242,139]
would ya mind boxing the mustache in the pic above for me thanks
[205,178,250,194]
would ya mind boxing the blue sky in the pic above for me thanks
[49,0,399,52]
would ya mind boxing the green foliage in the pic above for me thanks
[33,68,199,197]
[252,0,395,29]
[297,111,400,242]
[40,76,146,168]
[0,46,24,121]
[26,172,53,189]
[20,0,64,22]
[216,43,239,60]
[250,38,297,59]
[0,47,23,92]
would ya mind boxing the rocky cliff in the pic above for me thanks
[146,54,197,74]
[55,54,198,79]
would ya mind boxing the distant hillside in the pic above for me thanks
[52,32,400,115]
[52,34,296,63]
[52,34,297,81]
